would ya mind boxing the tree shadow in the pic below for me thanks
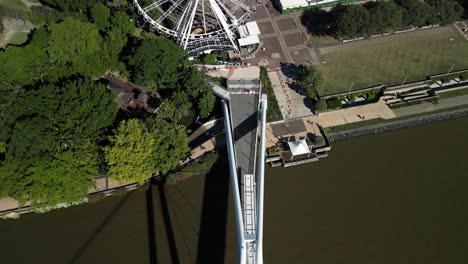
[301,8,334,36]
[196,152,230,264]
[279,63,308,96]
[303,97,316,113]
[68,192,133,264]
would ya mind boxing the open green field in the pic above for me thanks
[316,26,468,95]
[0,0,28,10]
[7,31,28,45]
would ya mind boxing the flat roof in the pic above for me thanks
[238,35,260,47]
[279,0,308,9]
[246,22,261,35]
[271,119,307,137]
[238,21,261,38]
[227,67,261,81]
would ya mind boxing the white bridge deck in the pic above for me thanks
[217,67,267,264]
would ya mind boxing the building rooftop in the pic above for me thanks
[227,66,261,81]
[271,119,307,137]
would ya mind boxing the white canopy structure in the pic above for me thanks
[237,21,260,47]
[288,139,310,157]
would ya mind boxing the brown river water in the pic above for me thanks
[1,117,468,264]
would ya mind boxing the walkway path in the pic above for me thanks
[0,17,34,48]
[393,94,468,117]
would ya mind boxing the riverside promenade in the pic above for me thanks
[0,177,137,216]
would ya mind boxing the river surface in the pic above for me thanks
[1,117,468,264]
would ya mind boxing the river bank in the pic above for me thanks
[1,117,467,263]
[327,104,468,142]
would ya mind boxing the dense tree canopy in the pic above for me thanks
[104,118,189,183]
[47,18,107,77]
[331,0,464,38]
[396,0,436,27]
[333,4,371,38]
[0,45,47,85]
[366,1,403,35]
[40,0,97,12]
[128,37,185,89]
[0,78,117,207]
[426,0,464,25]
[0,1,215,209]
[90,3,111,29]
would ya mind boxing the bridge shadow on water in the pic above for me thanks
[146,178,181,264]
[196,152,230,264]
[68,155,230,264]
[68,192,134,264]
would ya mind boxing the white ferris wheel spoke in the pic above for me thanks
[143,0,168,12]
[215,0,236,23]
[208,0,238,51]
[155,0,186,24]
[182,0,200,49]
[201,0,207,33]
[228,0,250,12]
[135,0,253,54]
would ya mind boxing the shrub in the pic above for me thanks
[202,54,217,65]
[440,76,451,84]
[313,136,326,147]
[459,72,468,81]
[326,98,342,109]
[347,94,356,103]
[315,98,328,112]
[267,146,281,156]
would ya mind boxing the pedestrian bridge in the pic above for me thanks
[212,67,267,264]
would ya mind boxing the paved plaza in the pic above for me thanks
[244,4,319,68]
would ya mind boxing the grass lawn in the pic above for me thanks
[309,34,340,46]
[7,31,28,45]
[438,86,468,99]
[316,26,468,95]
[0,0,28,10]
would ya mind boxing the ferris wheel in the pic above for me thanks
[133,0,258,55]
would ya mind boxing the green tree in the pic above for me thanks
[128,37,185,89]
[104,119,157,183]
[333,5,371,38]
[41,0,97,12]
[297,65,322,99]
[145,117,189,175]
[0,45,47,85]
[0,78,117,206]
[426,0,464,25]
[178,67,215,118]
[202,54,217,65]
[315,98,328,112]
[0,21,4,34]
[198,90,215,118]
[104,117,189,183]
[47,18,107,78]
[396,0,434,27]
[90,3,110,29]
[366,1,403,34]
[110,11,137,36]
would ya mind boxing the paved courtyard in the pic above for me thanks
[244,5,319,68]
